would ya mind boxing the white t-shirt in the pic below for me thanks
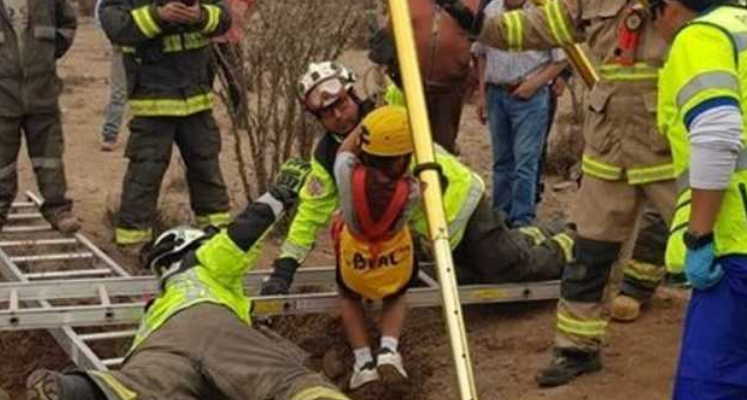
[4,0,28,52]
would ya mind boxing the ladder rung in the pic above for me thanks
[79,329,137,342]
[10,252,94,263]
[2,225,52,233]
[8,213,43,221]
[10,201,35,208]
[25,269,112,279]
[0,238,78,247]
[102,358,124,368]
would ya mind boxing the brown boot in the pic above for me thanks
[48,211,81,234]
[611,294,642,322]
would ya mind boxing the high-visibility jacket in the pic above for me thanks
[279,100,376,263]
[658,5,747,272]
[129,200,277,352]
[99,0,230,117]
[479,0,674,185]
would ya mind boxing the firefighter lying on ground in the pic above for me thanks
[331,106,420,391]
[260,61,575,296]
[25,160,354,400]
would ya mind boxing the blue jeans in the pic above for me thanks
[486,84,549,226]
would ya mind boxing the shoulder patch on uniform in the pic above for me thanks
[306,175,325,198]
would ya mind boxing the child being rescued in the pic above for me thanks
[331,106,420,391]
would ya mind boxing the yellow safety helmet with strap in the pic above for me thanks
[360,106,413,157]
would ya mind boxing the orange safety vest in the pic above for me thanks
[332,165,414,300]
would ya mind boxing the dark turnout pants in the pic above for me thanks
[117,111,230,242]
[0,112,72,225]
[88,304,348,400]
[425,83,466,154]
[453,198,567,284]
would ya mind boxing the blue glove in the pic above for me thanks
[684,242,724,290]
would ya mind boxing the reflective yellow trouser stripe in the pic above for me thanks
[202,4,221,34]
[291,386,351,400]
[557,312,607,338]
[195,212,232,228]
[115,228,153,245]
[551,232,575,264]
[89,371,137,400]
[131,6,161,38]
[545,0,574,47]
[627,164,675,185]
[599,63,660,81]
[581,155,623,180]
[518,226,548,246]
[129,93,213,117]
[624,260,666,283]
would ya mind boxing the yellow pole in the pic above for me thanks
[387,1,479,400]
[530,0,599,88]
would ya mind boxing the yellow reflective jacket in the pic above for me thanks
[658,5,747,272]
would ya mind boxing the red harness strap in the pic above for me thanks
[351,165,410,241]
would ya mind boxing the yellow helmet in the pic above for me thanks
[360,106,413,157]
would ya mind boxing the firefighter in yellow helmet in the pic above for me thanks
[26,160,354,400]
[332,106,420,391]
[651,0,747,398]
[436,0,678,387]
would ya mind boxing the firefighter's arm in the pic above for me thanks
[676,26,743,235]
[197,0,231,37]
[198,160,310,284]
[54,0,77,58]
[279,161,339,264]
[99,0,167,45]
[478,0,584,52]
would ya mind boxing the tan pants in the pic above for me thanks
[555,176,676,351]
[87,304,348,400]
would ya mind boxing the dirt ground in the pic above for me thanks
[0,18,689,400]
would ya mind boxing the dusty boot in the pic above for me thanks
[611,294,643,322]
[48,211,80,234]
[26,370,102,400]
[535,349,602,387]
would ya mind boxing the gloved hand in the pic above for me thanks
[684,242,724,290]
[434,0,485,36]
[270,158,311,207]
[259,257,300,295]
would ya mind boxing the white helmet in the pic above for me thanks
[146,226,208,279]
[298,61,357,111]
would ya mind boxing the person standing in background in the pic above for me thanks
[95,0,127,152]
[473,0,567,227]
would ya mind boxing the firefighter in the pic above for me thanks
[26,160,353,400]
[261,61,573,296]
[99,0,233,249]
[0,0,80,234]
[651,0,747,398]
[436,0,677,386]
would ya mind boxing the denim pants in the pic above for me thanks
[486,84,550,226]
[101,46,127,140]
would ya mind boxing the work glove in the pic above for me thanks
[684,242,724,290]
[434,0,485,36]
[269,158,311,208]
[259,257,300,296]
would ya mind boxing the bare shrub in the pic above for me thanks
[214,0,374,199]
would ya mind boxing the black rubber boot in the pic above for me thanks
[26,370,103,400]
[535,349,602,387]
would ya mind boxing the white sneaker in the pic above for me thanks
[349,362,379,390]
[377,348,409,386]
